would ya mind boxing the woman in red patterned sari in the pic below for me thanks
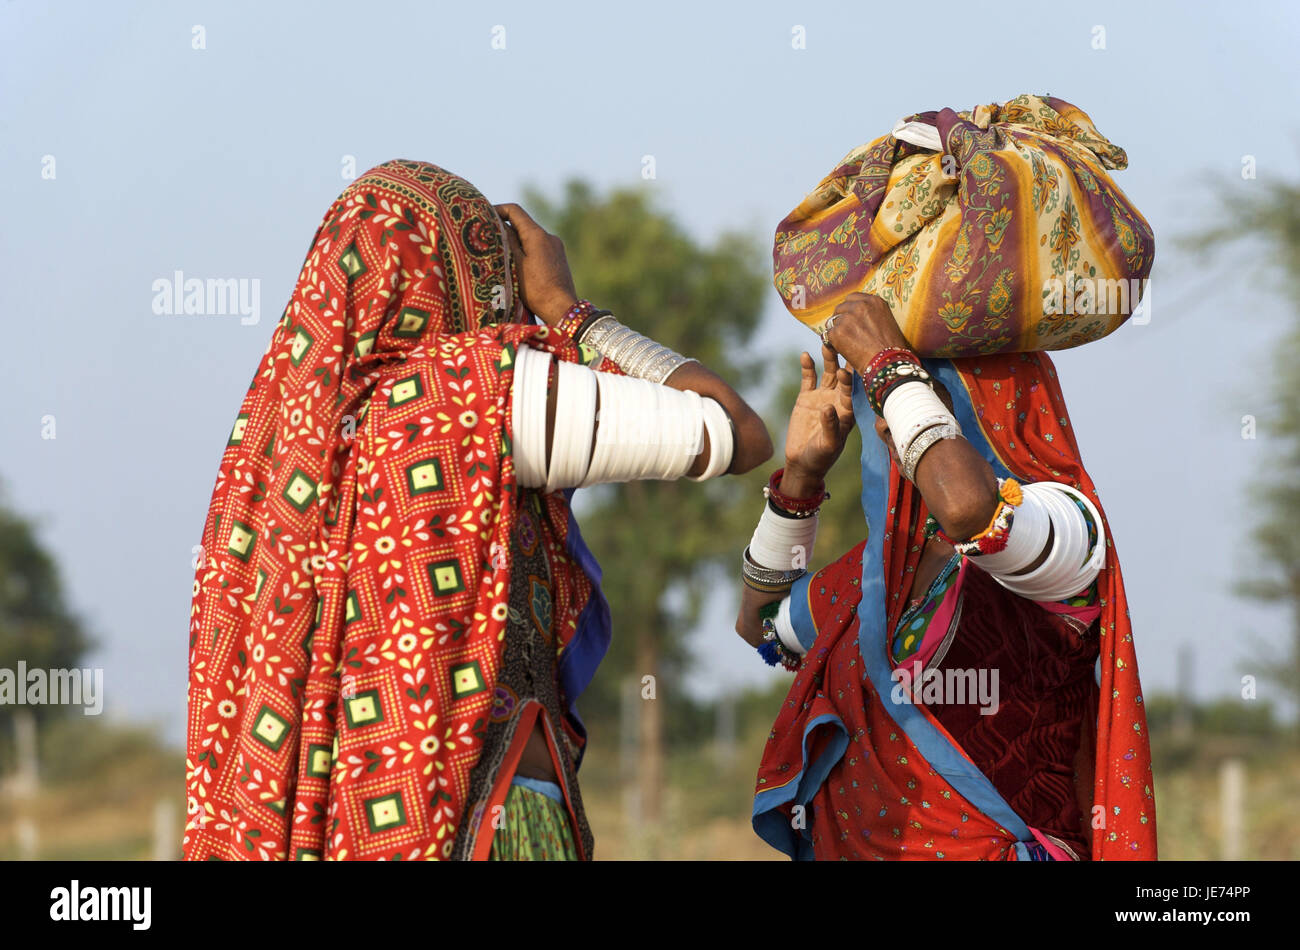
[185,160,770,860]
[738,293,1157,860]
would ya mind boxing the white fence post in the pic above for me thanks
[620,676,642,848]
[1219,758,1244,861]
[14,710,39,859]
[153,797,178,860]
[715,693,736,769]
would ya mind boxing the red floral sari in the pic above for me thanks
[185,161,608,860]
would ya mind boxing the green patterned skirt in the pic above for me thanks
[488,780,579,861]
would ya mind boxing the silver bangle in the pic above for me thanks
[579,313,620,346]
[578,314,698,385]
[621,336,661,375]
[641,349,695,383]
[741,547,807,586]
[899,422,961,482]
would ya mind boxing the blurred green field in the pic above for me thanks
[0,689,1294,861]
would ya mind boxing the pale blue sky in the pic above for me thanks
[2,0,1298,741]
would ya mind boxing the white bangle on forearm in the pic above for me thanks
[748,503,818,572]
[513,353,731,490]
[687,397,734,481]
[881,381,959,460]
[546,359,598,492]
[774,597,806,656]
[973,490,1051,574]
[980,482,1106,601]
[578,372,704,486]
[511,345,552,488]
[989,484,1106,601]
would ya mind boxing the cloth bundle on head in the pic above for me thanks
[772,94,1154,356]
[185,160,609,860]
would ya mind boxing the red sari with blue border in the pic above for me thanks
[752,353,1157,860]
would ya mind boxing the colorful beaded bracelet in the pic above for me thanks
[868,360,934,416]
[764,468,827,518]
[862,346,916,381]
[554,299,611,341]
[935,478,1024,556]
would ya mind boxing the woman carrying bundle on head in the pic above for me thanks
[736,96,1158,860]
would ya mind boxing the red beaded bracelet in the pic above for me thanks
[554,299,603,339]
[765,468,827,517]
[862,346,918,382]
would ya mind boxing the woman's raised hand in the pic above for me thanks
[823,292,911,374]
[495,202,578,326]
[781,344,855,491]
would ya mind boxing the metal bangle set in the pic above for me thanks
[581,314,697,385]
[741,546,805,593]
[899,421,961,482]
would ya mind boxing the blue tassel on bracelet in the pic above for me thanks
[757,640,783,667]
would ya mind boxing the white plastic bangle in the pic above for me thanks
[982,483,1106,601]
[774,597,807,656]
[511,345,551,488]
[686,397,734,481]
[992,484,1106,601]
[971,486,1052,575]
[881,381,958,460]
[749,503,818,572]
[578,372,704,486]
[546,360,598,491]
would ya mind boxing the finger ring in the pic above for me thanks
[820,313,840,345]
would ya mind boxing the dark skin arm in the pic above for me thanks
[496,202,773,476]
[736,293,1059,649]
[736,293,1002,648]
[826,293,1000,541]
[825,293,1055,574]
[494,201,773,782]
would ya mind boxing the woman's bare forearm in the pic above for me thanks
[911,436,1000,541]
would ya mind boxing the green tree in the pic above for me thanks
[1186,175,1300,723]
[525,181,769,845]
[0,492,94,779]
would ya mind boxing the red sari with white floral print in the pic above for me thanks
[186,161,605,860]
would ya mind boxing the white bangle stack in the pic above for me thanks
[979,483,1106,601]
[546,360,598,492]
[748,503,818,572]
[512,343,552,488]
[880,380,962,481]
[687,397,734,481]
[581,372,704,485]
[511,344,736,490]
[512,346,727,489]
[772,597,807,657]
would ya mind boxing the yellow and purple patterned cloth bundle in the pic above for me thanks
[773,94,1154,357]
